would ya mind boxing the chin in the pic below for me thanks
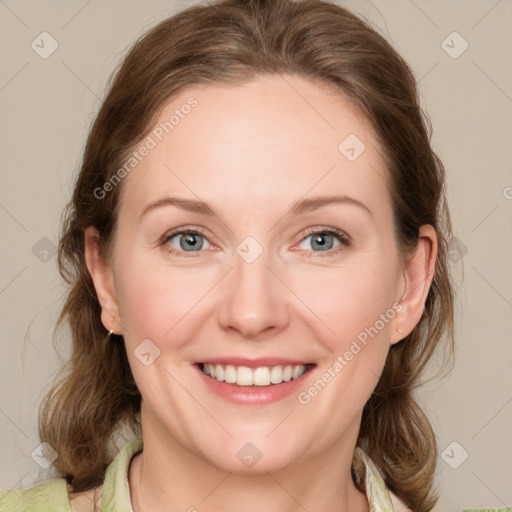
[193,434,305,475]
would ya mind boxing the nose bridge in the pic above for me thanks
[217,234,288,337]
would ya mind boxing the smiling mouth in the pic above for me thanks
[196,362,316,387]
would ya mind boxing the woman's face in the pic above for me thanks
[87,74,433,473]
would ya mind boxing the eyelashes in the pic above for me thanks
[160,226,351,259]
[300,227,350,253]
[161,228,212,257]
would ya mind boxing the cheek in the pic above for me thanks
[115,253,216,346]
[289,261,397,344]
[114,263,209,396]
[294,266,396,409]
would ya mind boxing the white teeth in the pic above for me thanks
[224,365,237,383]
[292,365,304,379]
[270,365,283,384]
[237,366,253,386]
[253,367,270,386]
[215,364,224,381]
[201,363,309,386]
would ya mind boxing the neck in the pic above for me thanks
[129,406,369,512]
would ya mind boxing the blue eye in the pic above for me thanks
[298,228,350,256]
[161,227,350,258]
[163,229,211,256]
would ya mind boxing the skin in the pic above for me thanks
[85,73,435,512]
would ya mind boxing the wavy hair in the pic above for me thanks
[38,1,456,510]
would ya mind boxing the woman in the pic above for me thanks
[0,0,464,510]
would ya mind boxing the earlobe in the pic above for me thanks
[390,225,437,345]
[84,226,122,335]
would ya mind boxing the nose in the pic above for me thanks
[217,246,290,339]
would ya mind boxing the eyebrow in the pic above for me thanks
[139,194,373,220]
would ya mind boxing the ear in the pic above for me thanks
[390,224,437,345]
[84,226,123,335]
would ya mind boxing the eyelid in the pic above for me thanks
[161,225,350,258]
[300,226,351,243]
[294,226,351,257]
[160,226,214,249]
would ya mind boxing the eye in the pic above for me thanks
[297,228,350,257]
[161,228,212,257]
[160,226,350,259]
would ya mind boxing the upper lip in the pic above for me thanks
[196,357,316,368]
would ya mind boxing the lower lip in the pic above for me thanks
[194,364,315,404]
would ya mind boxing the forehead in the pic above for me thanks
[118,74,390,220]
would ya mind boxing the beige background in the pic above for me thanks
[1,1,511,510]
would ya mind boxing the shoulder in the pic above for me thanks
[353,446,415,512]
[0,438,141,512]
[67,483,102,512]
[0,478,103,512]
[0,477,72,512]
[388,489,414,511]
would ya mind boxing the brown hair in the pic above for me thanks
[39,0,455,510]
